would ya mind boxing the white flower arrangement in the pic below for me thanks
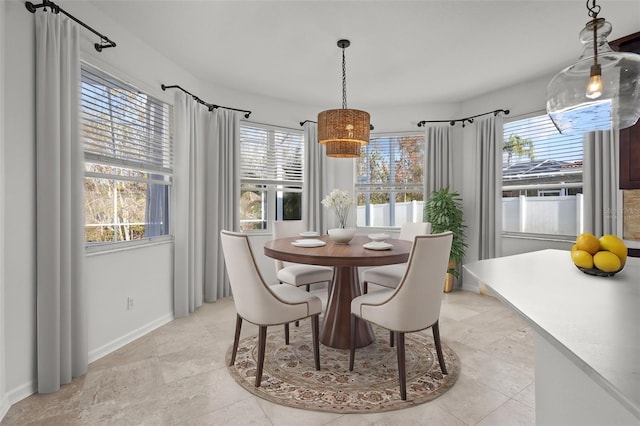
[321,189,354,229]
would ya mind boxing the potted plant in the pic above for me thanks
[423,187,467,292]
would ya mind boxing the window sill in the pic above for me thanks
[86,235,173,256]
[502,232,575,243]
[356,226,400,233]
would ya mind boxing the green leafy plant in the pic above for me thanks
[423,188,467,277]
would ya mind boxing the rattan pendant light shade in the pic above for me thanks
[318,108,370,158]
[318,40,370,158]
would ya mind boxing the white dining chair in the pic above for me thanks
[362,221,431,294]
[349,232,453,400]
[220,230,322,387]
[273,220,334,292]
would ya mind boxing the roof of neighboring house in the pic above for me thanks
[503,159,583,181]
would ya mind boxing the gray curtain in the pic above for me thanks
[424,124,453,200]
[205,108,241,302]
[35,10,88,393]
[173,94,241,313]
[583,130,618,236]
[472,115,503,260]
[303,122,327,233]
[173,92,205,317]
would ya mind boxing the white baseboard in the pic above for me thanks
[88,313,174,363]
[6,380,36,407]
[0,394,10,423]
[460,282,480,293]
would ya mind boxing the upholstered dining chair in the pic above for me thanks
[272,220,334,292]
[362,221,431,294]
[349,232,453,400]
[220,230,322,387]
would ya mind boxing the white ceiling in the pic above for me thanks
[89,0,640,109]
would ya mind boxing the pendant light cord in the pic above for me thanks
[587,0,601,67]
[341,46,348,109]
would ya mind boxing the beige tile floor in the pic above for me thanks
[1,290,535,425]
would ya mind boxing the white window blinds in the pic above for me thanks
[240,124,303,186]
[81,65,173,174]
[503,114,583,187]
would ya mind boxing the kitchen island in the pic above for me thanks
[464,249,639,426]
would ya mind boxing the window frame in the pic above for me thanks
[81,63,174,248]
[501,110,584,239]
[355,132,425,229]
[239,122,304,232]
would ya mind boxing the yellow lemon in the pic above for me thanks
[571,244,578,252]
[575,233,600,255]
[571,249,594,269]
[593,251,622,273]
[598,234,627,266]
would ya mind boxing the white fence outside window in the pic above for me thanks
[357,195,583,236]
[503,194,583,236]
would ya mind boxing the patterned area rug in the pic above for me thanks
[225,322,460,413]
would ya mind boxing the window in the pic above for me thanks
[502,113,583,236]
[81,65,173,244]
[355,134,425,227]
[240,123,303,231]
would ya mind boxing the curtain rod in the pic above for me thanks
[162,84,252,118]
[25,0,116,52]
[417,109,510,128]
[299,119,375,131]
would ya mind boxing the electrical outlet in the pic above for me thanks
[127,297,134,310]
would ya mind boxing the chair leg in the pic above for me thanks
[396,331,407,400]
[363,281,368,294]
[349,315,358,371]
[432,320,448,375]
[390,330,395,347]
[284,323,290,345]
[229,314,243,366]
[311,314,320,371]
[255,325,267,387]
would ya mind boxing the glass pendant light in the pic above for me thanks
[546,0,640,133]
[318,40,370,158]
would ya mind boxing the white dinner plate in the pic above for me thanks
[291,239,326,248]
[363,241,393,250]
[367,233,390,242]
[299,231,320,238]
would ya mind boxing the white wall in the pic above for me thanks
[0,0,7,419]
[4,0,37,403]
[86,243,173,362]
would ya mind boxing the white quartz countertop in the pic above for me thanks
[464,249,640,419]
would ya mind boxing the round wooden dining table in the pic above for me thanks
[264,234,412,349]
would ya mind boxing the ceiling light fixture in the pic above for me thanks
[318,39,370,158]
[546,0,640,133]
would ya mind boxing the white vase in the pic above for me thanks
[328,227,356,244]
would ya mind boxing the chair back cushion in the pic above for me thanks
[357,232,452,332]
[220,230,312,324]
[272,220,307,271]
[398,221,432,241]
